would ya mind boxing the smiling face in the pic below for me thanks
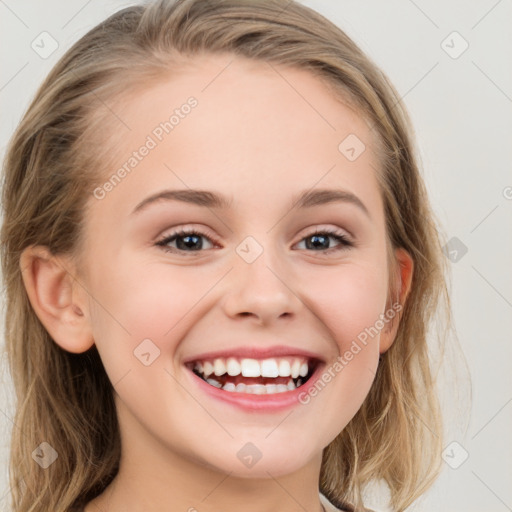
[59,53,408,480]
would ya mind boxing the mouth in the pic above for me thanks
[184,356,321,395]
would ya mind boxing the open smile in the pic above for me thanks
[183,348,325,412]
[185,356,319,394]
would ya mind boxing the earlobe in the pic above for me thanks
[19,245,94,354]
[379,247,414,354]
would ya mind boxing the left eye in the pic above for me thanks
[295,229,353,253]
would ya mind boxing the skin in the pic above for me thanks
[20,53,413,512]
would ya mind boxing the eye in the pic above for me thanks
[295,228,353,254]
[155,228,218,255]
[155,227,353,256]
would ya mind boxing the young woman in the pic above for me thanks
[1,1,452,510]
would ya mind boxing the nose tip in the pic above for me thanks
[221,257,301,325]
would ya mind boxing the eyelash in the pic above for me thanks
[155,227,354,256]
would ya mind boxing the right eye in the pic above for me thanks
[155,228,218,255]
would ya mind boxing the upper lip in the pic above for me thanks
[182,345,325,365]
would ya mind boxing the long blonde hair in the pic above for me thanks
[1,1,456,510]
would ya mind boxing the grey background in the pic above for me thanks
[1,1,511,511]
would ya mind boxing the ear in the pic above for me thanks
[379,247,414,354]
[19,245,94,354]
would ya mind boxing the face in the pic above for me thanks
[72,53,400,478]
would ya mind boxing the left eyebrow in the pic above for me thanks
[292,188,371,219]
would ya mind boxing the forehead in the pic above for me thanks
[88,53,382,220]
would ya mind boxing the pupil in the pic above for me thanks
[178,234,202,250]
[307,234,328,250]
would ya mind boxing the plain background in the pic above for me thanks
[0,1,511,511]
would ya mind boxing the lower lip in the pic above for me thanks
[184,363,325,412]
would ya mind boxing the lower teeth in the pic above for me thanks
[204,378,303,394]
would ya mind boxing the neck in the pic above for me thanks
[89,455,326,512]
[85,401,327,512]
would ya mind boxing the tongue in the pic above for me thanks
[210,374,296,386]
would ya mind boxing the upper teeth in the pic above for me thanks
[193,357,310,379]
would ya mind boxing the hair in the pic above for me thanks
[1,1,456,511]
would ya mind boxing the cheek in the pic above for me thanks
[303,262,389,351]
[87,256,207,366]
[87,261,209,417]
[118,269,200,335]
[293,264,388,439]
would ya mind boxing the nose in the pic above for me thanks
[221,249,303,325]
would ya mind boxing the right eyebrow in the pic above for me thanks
[131,189,232,215]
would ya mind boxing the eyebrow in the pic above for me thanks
[131,188,370,218]
[132,189,232,215]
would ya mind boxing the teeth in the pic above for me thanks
[226,357,241,376]
[246,384,266,394]
[223,382,236,392]
[278,359,291,377]
[190,356,318,394]
[241,358,261,377]
[192,356,312,379]
[214,358,226,376]
[206,378,222,388]
[203,361,214,378]
[220,378,299,394]
[290,360,301,379]
[260,359,279,377]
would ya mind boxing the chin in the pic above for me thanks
[201,444,316,479]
